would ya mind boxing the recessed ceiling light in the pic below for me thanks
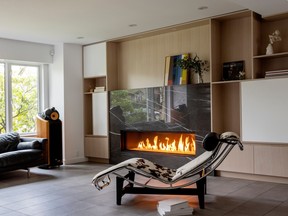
[198,6,208,10]
[129,24,137,27]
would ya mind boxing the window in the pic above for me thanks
[0,62,46,134]
[0,63,5,133]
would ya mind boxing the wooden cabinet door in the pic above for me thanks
[92,92,108,136]
[83,42,107,78]
[254,144,288,178]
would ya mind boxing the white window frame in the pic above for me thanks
[0,60,49,134]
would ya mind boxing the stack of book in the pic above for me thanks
[157,198,194,216]
[265,69,288,78]
[93,86,106,92]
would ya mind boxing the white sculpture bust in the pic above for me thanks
[266,30,282,55]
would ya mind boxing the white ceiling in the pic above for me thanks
[0,0,288,45]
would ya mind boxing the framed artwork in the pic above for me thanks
[164,54,190,86]
[222,61,245,81]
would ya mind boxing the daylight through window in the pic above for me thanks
[0,62,44,134]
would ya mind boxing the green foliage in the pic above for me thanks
[11,69,38,133]
[110,90,134,114]
[110,89,147,123]
[0,72,5,133]
[0,66,38,133]
[176,55,209,83]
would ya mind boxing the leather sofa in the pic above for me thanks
[0,132,47,175]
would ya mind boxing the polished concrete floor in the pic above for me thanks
[0,162,288,216]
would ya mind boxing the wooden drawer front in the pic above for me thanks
[254,144,288,178]
[217,143,254,174]
[84,136,109,159]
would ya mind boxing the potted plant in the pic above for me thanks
[176,55,209,83]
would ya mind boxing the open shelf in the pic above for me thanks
[253,51,288,59]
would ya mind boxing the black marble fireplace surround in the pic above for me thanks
[109,84,211,168]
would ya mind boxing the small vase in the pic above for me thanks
[198,73,204,84]
[266,43,274,55]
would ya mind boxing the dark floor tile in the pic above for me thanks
[256,184,288,202]
[225,198,281,216]
[1,163,288,216]
[264,202,288,216]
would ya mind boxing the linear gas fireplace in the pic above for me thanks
[109,84,211,168]
[121,131,196,156]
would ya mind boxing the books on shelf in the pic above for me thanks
[94,86,106,92]
[157,198,194,216]
[265,69,288,78]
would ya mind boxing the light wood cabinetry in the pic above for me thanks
[211,11,253,82]
[92,92,108,136]
[254,144,288,178]
[253,13,288,78]
[211,11,288,180]
[116,20,210,90]
[210,11,252,135]
[83,42,117,160]
[217,143,254,174]
[83,42,107,78]
[83,10,288,181]
[84,136,109,159]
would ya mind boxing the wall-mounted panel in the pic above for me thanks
[241,78,288,143]
[92,92,108,136]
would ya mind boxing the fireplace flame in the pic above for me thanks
[137,134,196,155]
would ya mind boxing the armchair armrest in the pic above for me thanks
[20,137,47,144]
[17,141,41,150]
[19,137,48,150]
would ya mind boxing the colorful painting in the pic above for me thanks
[164,54,190,86]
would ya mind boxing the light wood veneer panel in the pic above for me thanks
[254,144,288,177]
[117,24,210,89]
[217,143,254,173]
[84,136,109,159]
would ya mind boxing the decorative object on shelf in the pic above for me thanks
[94,86,106,92]
[164,54,190,86]
[164,53,209,85]
[176,54,209,83]
[266,29,282,55]
[223,61,245,81]
[265,69,288,79]
[89,84,94,92]
[169,54,209,84]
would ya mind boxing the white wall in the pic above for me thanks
[0,38,53,63]
[1,38,85,164]
[49,43,65,161]
[50,43,85,164]
[63,44,85,164]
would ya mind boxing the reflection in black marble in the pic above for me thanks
[109,84,211,168]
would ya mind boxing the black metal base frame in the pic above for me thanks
[116,171,207,209]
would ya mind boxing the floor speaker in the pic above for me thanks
[48,119,63,167]
[37,116,63,169]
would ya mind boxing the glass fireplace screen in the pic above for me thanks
[121,131,196,155]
